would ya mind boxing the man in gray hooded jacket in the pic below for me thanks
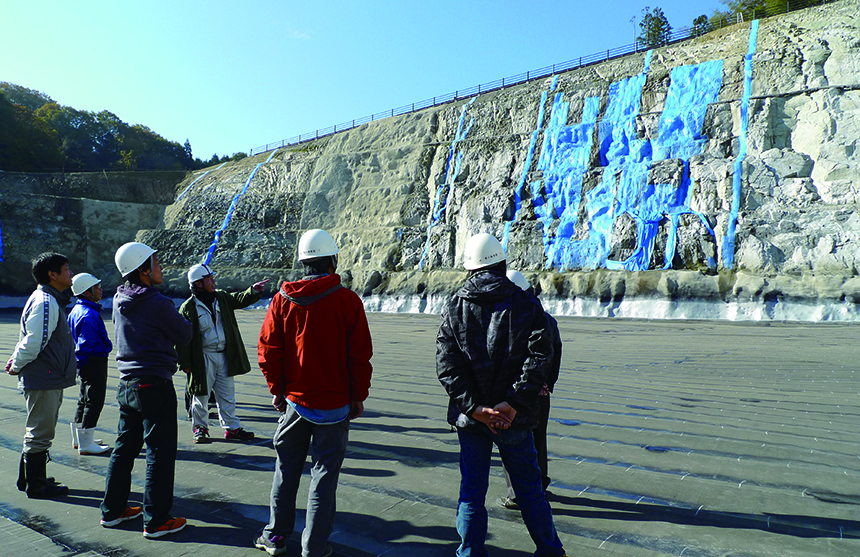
[6,252,77,499]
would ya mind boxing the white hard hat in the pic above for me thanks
[71,273,101,296]
[506,270,530,291]
[463,233,506,270]
[187,263,216,286]
[115,242,157,277]
[298,229,339,261]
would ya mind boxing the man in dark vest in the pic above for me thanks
[6,252,77,499]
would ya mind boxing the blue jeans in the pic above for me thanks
[456,427,564,557]
[264,406,349,557]
[100,377,178,529]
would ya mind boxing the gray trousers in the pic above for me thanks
[23,389,64,453]
[190,350,240,431]
[264,405,349,557]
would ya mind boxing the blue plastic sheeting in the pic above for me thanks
[533,93,600,267]
[419,98,475,268]
[723,20,759,269]
[204,150,278,265]
[533,50,724,271]
[502,90,549,250]
[176,162,227,201]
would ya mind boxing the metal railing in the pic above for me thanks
[249,0,834,156]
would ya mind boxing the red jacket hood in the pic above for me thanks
[280,274,342,300]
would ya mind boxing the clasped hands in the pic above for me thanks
[472,402,517,434]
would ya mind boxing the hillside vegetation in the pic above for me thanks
[0,82,244,172]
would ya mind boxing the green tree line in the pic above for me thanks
[638,0,830,48]
[0,82,245,173]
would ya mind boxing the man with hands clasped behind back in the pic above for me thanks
[436,233,567,557]
[6,253,77,499]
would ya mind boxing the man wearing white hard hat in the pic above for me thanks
[67,272,112,455]
[497,270,562,511]
[436,233,566,557]
[178,263,267,444]
[256,228,373,557]
[100,242,192,539]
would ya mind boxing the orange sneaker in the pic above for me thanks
[101,506,143,527]
[143,516,187,539]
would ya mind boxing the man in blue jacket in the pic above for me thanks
[100,242,193,539]
[6,252,76,499]
[436,234,566,557]
[68,272,112,455]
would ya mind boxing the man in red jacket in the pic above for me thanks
[255,229,373,557]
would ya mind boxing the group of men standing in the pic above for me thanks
[5,229,566,557]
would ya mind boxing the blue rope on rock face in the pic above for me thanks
[204,150,278,265]
[176,162,227,202]
[419,98,475,269]
[723,19,759,269]
[0,220,4,262]
[503,89,549,251]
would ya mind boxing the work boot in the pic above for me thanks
[16,453,26,492]
[70,422,81,449]
[24,451,68,499]
[77,428,111,455]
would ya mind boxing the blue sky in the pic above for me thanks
[1,1,723,161]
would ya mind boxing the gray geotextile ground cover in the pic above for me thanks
[0,311,859,556]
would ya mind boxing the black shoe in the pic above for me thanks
[225,428,255,441]
[497,496,520,510]
[193,426,211,444]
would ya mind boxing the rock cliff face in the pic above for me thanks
[0,171,182,294]
[2,2,859,319]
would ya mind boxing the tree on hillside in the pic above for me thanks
[638,7,672,48]
[0,82,53,113]
[0,82,240,172]
[0,92,64,171]
[719,0,765,14]
[691,15,712,37]
[714,0,824,22]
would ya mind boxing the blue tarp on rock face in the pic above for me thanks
[420,98,475,268]
[723,20,759,269]
[503,89,548,250]
[531,51,725,271]
[534,93,600,268]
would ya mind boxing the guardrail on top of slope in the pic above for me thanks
[248,0,835,157]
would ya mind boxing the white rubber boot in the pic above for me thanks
[77,428,110,455]
[70,423,81,449]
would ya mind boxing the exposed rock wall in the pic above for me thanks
[2,2,859,320]
[138,1,860,311]
[0,171,182,293]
